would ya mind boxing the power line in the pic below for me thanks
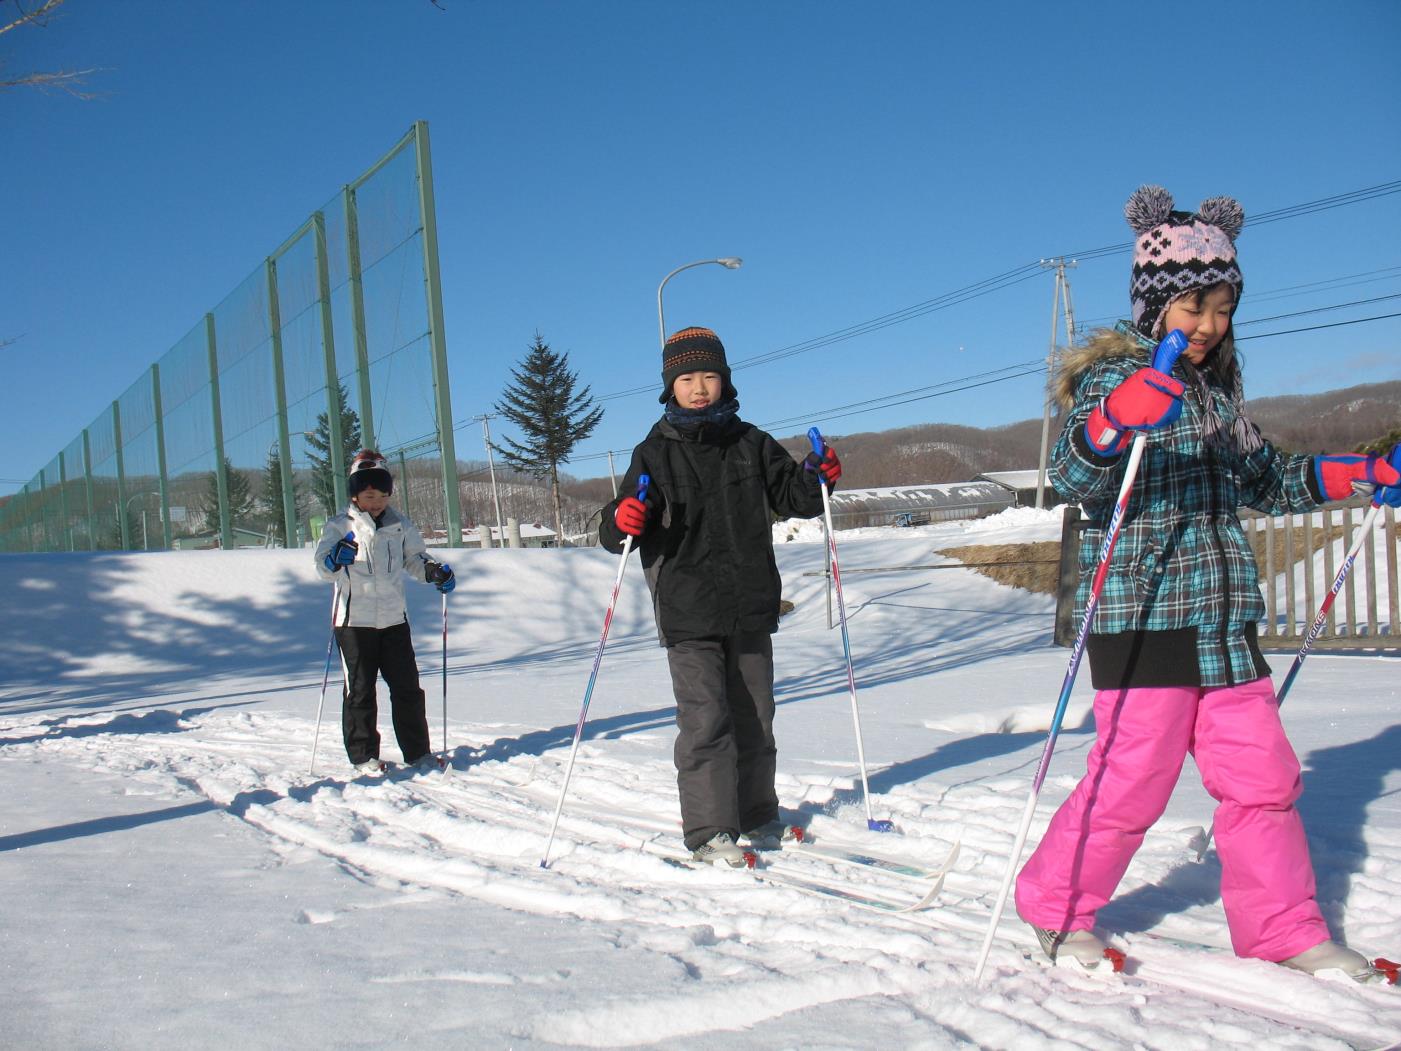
[1234,292,1401,328]
[1235,311,1401,342]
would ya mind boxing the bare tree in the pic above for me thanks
[1,0,99,98]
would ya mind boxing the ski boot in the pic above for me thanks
[691,832,754,869]
[740,820,791,851]
[1281,941,1399,985]
[1028,925,1126,973]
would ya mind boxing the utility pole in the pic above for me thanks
[606,450,618,495]
[1034,258,1077,510]
[477,414,506,548]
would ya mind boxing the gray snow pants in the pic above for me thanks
[665,631,779,851]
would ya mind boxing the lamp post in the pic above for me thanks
[476,414,506,548]
[124,491,160,550]
[656,257,742,349]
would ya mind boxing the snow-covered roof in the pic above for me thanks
[976,469,1048,490]
[828,481,1014,514]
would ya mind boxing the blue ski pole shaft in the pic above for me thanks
[973,330,1187,984]
[541,474,650,869]
[309,581,341,776]
[809,429,892,834]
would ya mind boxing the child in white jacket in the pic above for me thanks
[314,450,455,775]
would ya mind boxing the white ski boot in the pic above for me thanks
[353,759,387,777]
[1280,941,1397,985]
[691,832,752,868]
[1029,925,1125,973]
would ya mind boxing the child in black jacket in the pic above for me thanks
[599,327,841,865]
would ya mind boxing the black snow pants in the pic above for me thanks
[335,622,431,766]
[665,631,779,851]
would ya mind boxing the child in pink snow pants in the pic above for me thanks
[1014,186,1401,982]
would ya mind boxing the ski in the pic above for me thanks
[779,827,961,885]
[915,890,1401,1049]
[650,839,944,913]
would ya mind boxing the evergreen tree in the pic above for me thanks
[1358,423,1401,456]
[197,458,256,538]
[493,333,604,545]
[262,446,302,547]
[306,382,362,516]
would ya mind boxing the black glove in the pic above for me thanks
[425,560,455,594]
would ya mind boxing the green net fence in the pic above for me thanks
[0,122,460,552]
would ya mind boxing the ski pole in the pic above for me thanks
[309,580,341,776]
[1194,495,1385,854]
[972,329,1187,984]
[809,428,893,834]
[1277,497,1383,703]
[441,589,449,758]
[540,474,650,869]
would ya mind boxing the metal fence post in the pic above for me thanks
[151,364,172,550]
[82,429,95,551]
[205,313,233,548]
[265,258,299,547]
[412,121,463,548]
[312,212,349,514]
[112,399,129,550]
[343,185,376,452]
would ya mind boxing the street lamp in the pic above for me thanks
[124,491,160,551]
[657,257,742,348]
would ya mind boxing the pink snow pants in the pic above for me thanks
[1014,677,1329,961]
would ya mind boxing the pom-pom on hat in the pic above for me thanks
[1126,186,1245,337]
[659,326,736,404]
[348,449,393,497]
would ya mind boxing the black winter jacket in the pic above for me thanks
[599,415,825,646]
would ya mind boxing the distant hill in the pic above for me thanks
[767,379,1401,491]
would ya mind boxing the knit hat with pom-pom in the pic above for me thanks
[1125,186,1245,337]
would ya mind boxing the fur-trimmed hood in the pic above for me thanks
[1053,328,1148,410]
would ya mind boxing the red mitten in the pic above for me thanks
[1314,453,1401,501]
[613,496,649,537]
[803,446,841,487]
[1085,367,1185,455]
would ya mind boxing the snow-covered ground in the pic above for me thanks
[3,507,1399,1049]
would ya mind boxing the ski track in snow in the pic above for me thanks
[4,510,1401,1049]
[7,705,1400,1049]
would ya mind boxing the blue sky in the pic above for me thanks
[4,0,1399,494]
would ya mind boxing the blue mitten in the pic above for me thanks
[324,532,357,572]
[1375,444,1401,508]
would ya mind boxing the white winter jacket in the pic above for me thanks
[314,504,433,629]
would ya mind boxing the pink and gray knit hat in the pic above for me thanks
[1125,186,1245,337]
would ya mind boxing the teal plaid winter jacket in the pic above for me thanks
[1051,329,1326,689]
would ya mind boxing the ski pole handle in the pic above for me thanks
[1152,329,1189,374]
[635,474,650,502]
[807,427,825,458]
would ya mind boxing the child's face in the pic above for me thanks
[1162,285,1236,365]
[671,371,724,409]
[352,487,391,515]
